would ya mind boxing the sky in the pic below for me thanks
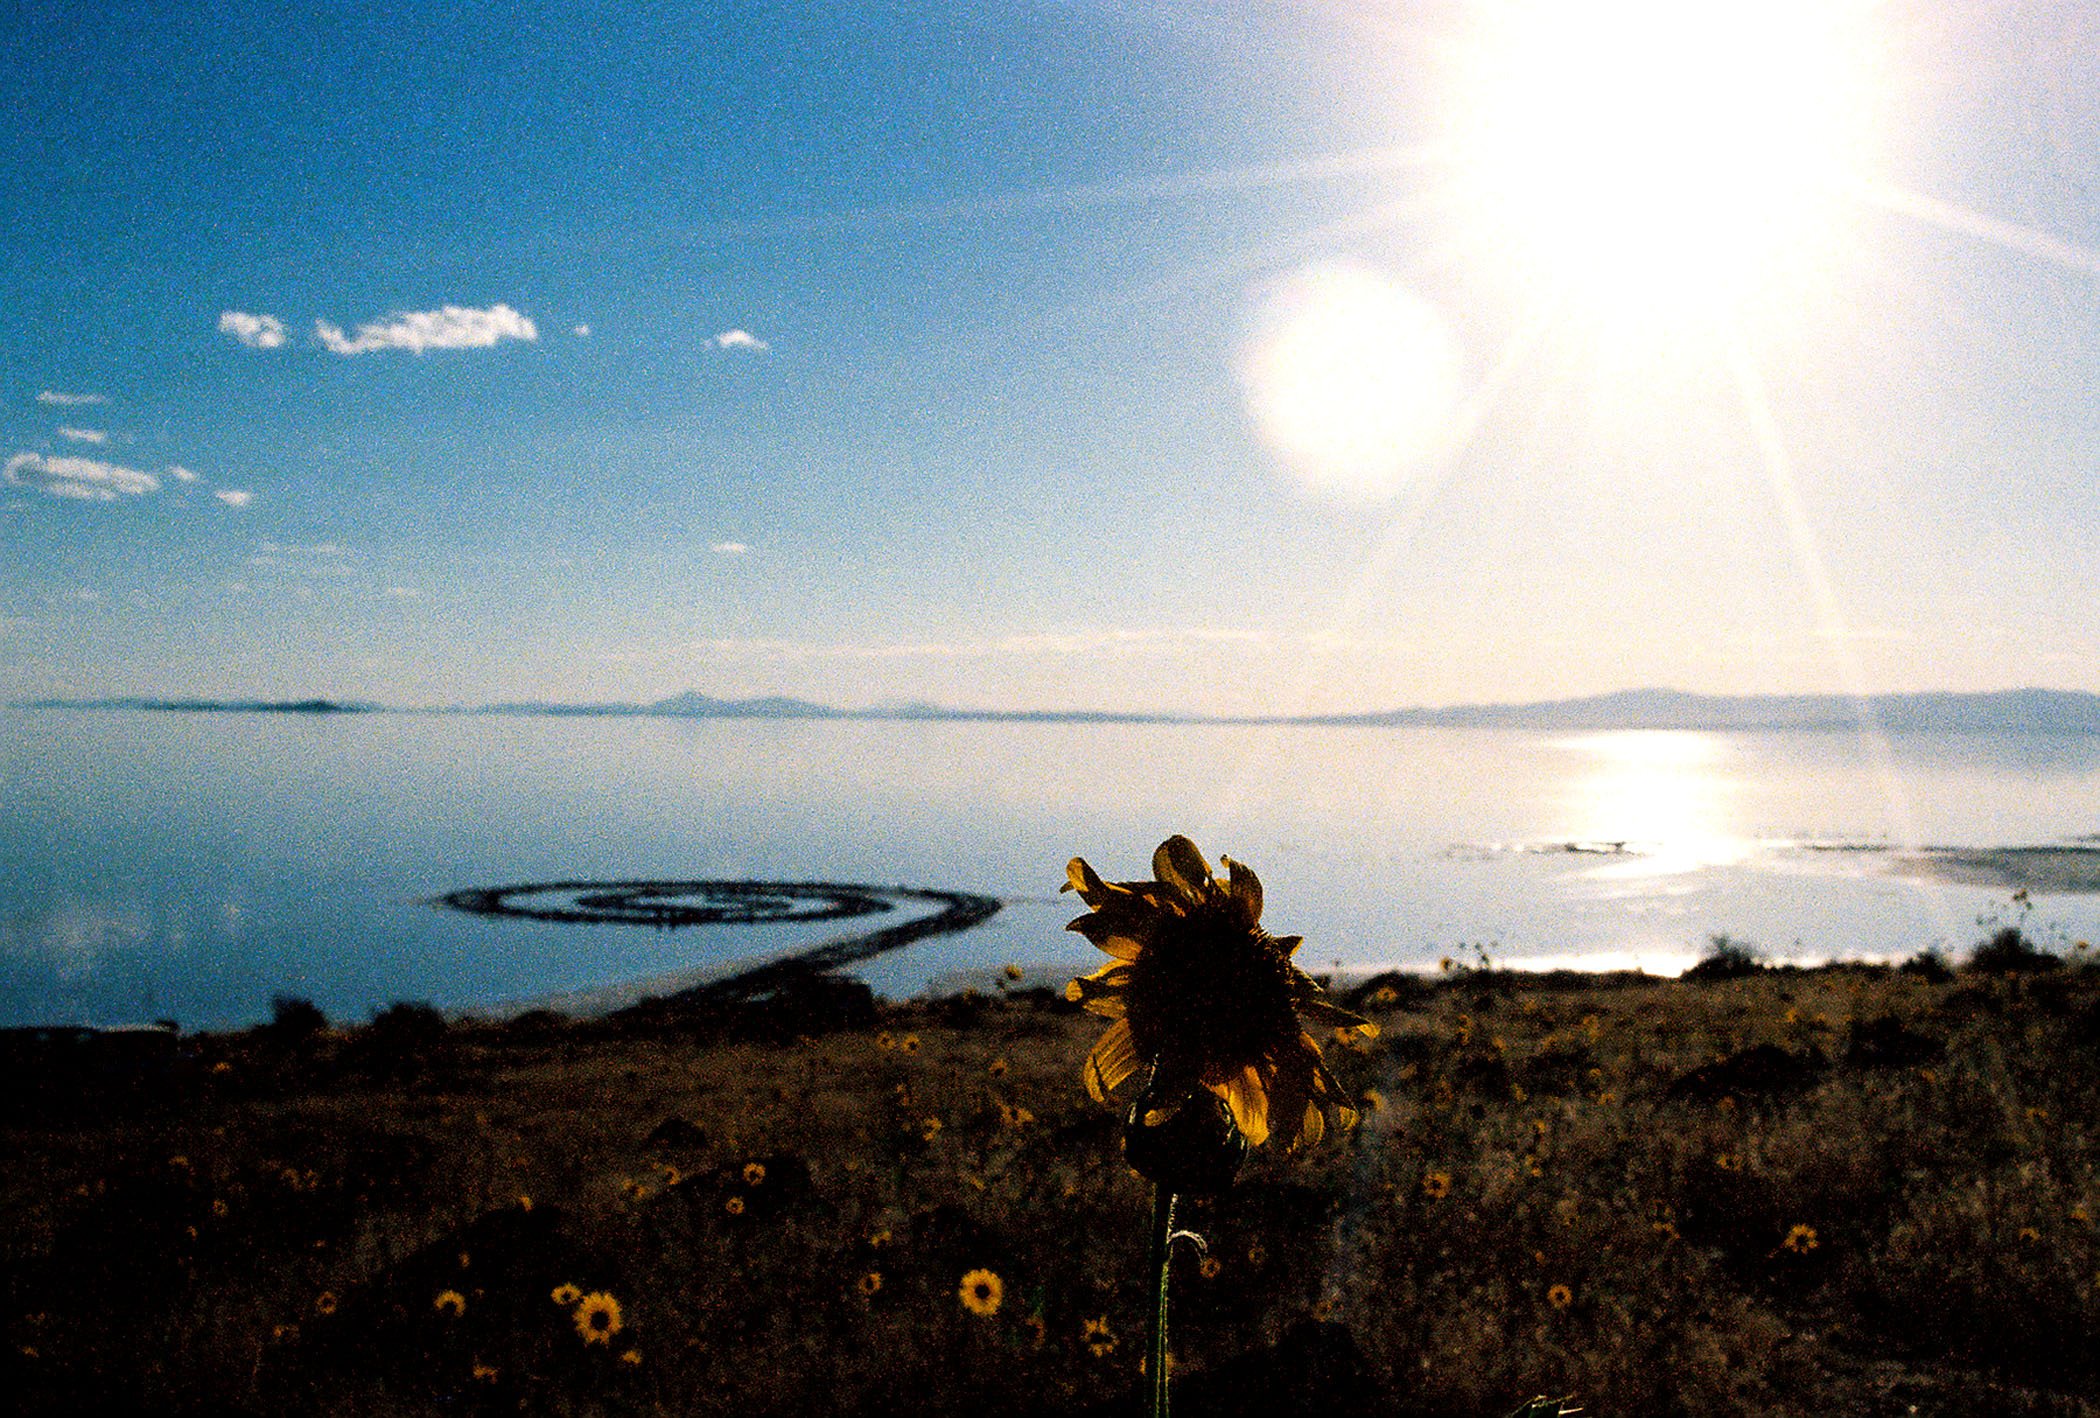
[4,0,2099,716]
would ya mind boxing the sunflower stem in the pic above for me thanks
[1147,1184,1176,1418]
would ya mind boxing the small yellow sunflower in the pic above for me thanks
[1547,1283,1573,1310]
[742,1161,767,1187]
[1082,1315,1116,1357]
[901,1034,921,1053]
[988,1058,1009,1077]
[1064,836,1375,1150]
[1422,1170,1452,1200]
[857,1270,883,1296]
[551,1283,583,1306]
[574,1291,623,1345]
[1782,1223,1819,1254]
[724,1194,746,1216]
[314,1291,339,1316]
[433,1289,466,1318]
[958,1268,1003,1317]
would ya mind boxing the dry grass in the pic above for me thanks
[5,962,2100,1416]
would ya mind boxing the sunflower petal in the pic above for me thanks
[1083,1018,1142,1103]
[1222,855,1263,925]
[1297,1101,1325,1149]
[1291,984,1379,1037]
[1152,835,1213,906]
[1067,912,1146,960]
[1218,1066,1270,1148]
[1064,857,1125,905]
[1273,934,1304,956]
[1066,962,1132,1017]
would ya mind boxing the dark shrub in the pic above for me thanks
[369,999,449,1043]
[1682,934,1762,982]
[344,1000,454,1080]
[1967,927,2061,974]
[264,993,328,1042]
[1899,949,1953,982]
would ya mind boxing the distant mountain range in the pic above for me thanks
[19,686,2100,732]
[19,695,380,715]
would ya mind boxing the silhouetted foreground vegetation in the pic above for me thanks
[6,961,2100,1416]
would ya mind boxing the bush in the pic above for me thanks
[1968,926,2062,975]
[1682,934,1762,982]
[262,994,328,1043]
[1899,949,1953,983]
[343,1000,455,1080]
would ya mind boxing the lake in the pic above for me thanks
[6,706,2100,1030]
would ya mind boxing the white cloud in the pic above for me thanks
[573,323,591,338]
[710,541,750,555]
[4,453,160,501]
[57,427,107,444]
[314,303,538,355]
[217,310,288,350]
[712,328,769,351]
[213,489,254,508]
[169,466,200,483]
[36,390,105,407]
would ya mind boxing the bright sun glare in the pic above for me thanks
[1443,0,1883,326]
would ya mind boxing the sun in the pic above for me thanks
[1438,0,1885,329]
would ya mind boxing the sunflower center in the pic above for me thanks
[1126,902,1299,1079]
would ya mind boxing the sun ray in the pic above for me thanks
[1845,177,2100,279]
[1721,329,1961,946]
[1029,192,1458,333]
[1194,302,1555,837]
[641,143,1452,245]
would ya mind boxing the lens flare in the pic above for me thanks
[1236,261,1462,502]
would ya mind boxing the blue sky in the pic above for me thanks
[5,0,2099,714]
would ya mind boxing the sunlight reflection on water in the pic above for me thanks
[1556,731,1753,880]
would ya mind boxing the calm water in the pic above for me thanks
[6,707,2100,1029]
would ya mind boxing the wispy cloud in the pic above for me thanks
[710,541,750,555]
[169,466,200,483]
[3,453,160,501]
[57,427,107,445]
[712,329,769,351]
[315,303,537,355]
[248,541,355,574]
[674,626,1272,662]
[217,310,288,350]
[213,489,254,508]
[572,323,591,338]
[37,390,105,407]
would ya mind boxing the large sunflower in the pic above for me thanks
[1065,834,1376,1151]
